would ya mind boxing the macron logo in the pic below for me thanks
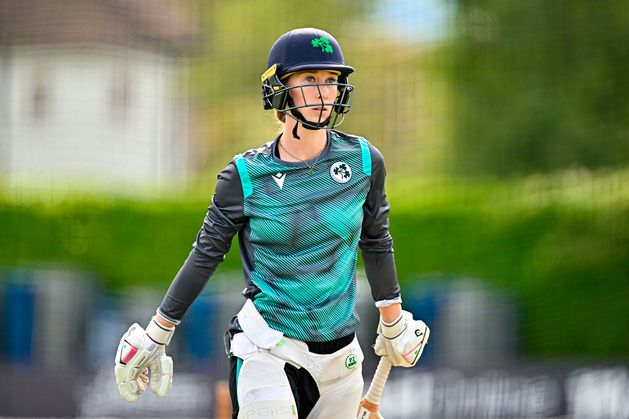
[272,172,286,189]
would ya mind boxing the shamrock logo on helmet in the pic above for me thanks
[311,36,334,53]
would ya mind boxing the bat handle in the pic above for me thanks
[365,357,392,405]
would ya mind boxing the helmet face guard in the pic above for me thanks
[262,71,354,129]
[261,28,355,129]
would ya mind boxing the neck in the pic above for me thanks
[280,119,328,161]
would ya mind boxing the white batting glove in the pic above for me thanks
[374,310,430,368]
[114,316,175,402]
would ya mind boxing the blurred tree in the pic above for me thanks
[442,0,629,175]
[185,0,370,176]
[182,0,447,181]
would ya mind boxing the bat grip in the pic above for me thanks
[365,357,392,405]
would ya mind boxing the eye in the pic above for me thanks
[326,77,338,84]
[304,76,316,83]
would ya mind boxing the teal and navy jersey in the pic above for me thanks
[159,130,401,342]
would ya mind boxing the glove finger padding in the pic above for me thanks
[149,354,173,397]
[375,311,430,368]
[114,322,171,402]
[114,364,145,402]
[114,323,152,402]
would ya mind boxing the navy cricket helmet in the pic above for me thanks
[261,28,355,130]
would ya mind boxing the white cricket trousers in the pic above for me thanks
[231,300,364,419]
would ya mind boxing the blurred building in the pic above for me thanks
[0,0,198,193]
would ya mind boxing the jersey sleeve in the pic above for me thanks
[359,143,402,306]
[158,162,247,323]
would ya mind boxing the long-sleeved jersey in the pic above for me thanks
[159,129,401,342]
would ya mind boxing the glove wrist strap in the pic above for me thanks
[146,316,175,345]
[380,313,407,339]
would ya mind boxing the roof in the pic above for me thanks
[0,0,200,54]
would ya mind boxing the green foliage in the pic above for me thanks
[1,170,627,360]
[183,0,629,179]
[387,170,629,360]
[441,0,629,174]
[0,198,228,287]
[183,0,445,178]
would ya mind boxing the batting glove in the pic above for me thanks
[374,310,430,368]
[114,316,175,402]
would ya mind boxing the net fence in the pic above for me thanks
[0,1,627,418]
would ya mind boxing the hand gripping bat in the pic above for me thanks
[356,357,392,419]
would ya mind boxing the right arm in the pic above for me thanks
[157,162,246,325]
[115,162,246,401]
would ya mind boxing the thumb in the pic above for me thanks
[150,355,173,397]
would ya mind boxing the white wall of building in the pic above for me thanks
[0,49,11,178]
[3,44,189,193]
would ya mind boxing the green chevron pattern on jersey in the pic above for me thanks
[234,131,372,342]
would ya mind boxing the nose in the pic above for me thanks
[317,84,336,101]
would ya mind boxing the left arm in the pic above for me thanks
[359,142,429,367]
[378,303,401,323]
[358,143,402,308]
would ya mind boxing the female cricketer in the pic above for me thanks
[114,27,429,419]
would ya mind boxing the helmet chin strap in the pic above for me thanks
[288,111,331,140]
[285,97,331,139]
[292,121,301,140]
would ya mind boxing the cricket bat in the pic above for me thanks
[356,357,392,419]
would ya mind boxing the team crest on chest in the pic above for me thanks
[330,162,352,183]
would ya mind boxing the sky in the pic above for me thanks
[374,0,453,43]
